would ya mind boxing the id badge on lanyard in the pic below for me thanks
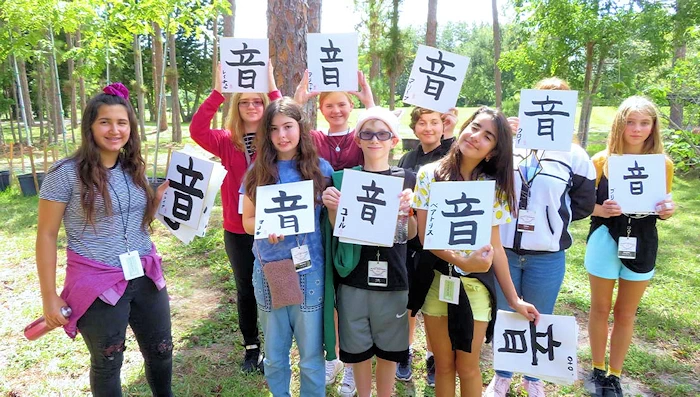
[618,219,637,260]
[367,251,388,287]
[120,250,144,280]
[438,264,460,305]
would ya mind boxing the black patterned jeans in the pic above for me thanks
[77,276,173,397]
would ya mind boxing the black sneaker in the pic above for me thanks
[241,345,264,374]
[584,368,607,396]
[603,375,623,397]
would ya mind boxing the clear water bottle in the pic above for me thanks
[394,211,409,244]
[24,306,72,341]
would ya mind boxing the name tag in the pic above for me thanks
[618,237,637,260]
[119,250,145,280]
[367,260,388,287]
[438,274,460,305]
[291,244,312,272]
[516,209,536,233]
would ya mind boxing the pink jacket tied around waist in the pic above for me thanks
[60,245,166,338]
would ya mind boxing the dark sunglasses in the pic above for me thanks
[358,130,393,141]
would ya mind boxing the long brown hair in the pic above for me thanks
[244,97,326,203]
[72,92,154,230]
[224,92,270,151]
[434,106,516,213]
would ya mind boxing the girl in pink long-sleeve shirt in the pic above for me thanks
[189,64,281,373]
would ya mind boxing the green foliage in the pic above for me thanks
[664,129,700,175]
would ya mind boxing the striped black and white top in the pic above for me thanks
[243,132,256,160]
[40,158,153,267]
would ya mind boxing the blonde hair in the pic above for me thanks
[319,91,353,106]
[534,77,570,91]
[223,92,270,151]
[607,96,664,155]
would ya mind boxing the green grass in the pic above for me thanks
[1,108,698,396]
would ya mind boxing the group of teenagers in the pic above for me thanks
[34,62,676,397]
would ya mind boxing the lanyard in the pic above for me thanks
[253,234,307,265]
[107,167,132,252]
[516,149,544,210]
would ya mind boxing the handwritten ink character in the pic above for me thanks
[320,39,343,87]
[529,322,561,366]
[168,157,205,222]
[622,160,649,195]
[523,95,570,141]
[357,180,386,225]
[498,328,529,354]
[418,50,457,101]
[226,42,265,89]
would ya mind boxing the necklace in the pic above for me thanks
[328,128,350,153]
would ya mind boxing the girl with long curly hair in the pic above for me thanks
[242,97,333,396]
[189,64,280,372]
[36,83,173,396]
[411,107,540,397]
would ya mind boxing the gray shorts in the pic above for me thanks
[336,284,409,363]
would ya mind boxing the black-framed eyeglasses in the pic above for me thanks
[358,130,393,141]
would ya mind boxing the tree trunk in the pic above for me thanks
[669,43,686,130]
[168,33,182,143]
[426,0,438,46]
[579,46,608,149]
[47,47,62,145]
[307,0,322,127]
[133,34,148,141]
[9,107,17,143]
[387,0,400,110]
[267,0,308,101]
[17,59,35,127]
[368,0,382,105]
[146,35,156,122]
[577,42,594,148]
[10,74,24,144]
[66,32,78,133]
[152,22,168,132]
[75,30,87,113]
[211,16,219,129]
[221,0,235,124]
[491,0,502,109]
[37,60,46,142]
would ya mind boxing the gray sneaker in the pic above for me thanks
[339,365,357,397]
[395,350,413,381]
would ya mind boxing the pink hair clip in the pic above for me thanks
[103,82,130,100]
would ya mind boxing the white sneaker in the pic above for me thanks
[521,378,546,397]
[338,366,357,397]
[325,359,343,386]
[483,373,512,397]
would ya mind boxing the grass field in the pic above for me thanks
[1,108,698,396]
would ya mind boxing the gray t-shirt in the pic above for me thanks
[40,158,153,267]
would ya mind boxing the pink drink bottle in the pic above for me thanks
[23,306,72,341]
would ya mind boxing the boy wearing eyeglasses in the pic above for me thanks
[322,107,416,397]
